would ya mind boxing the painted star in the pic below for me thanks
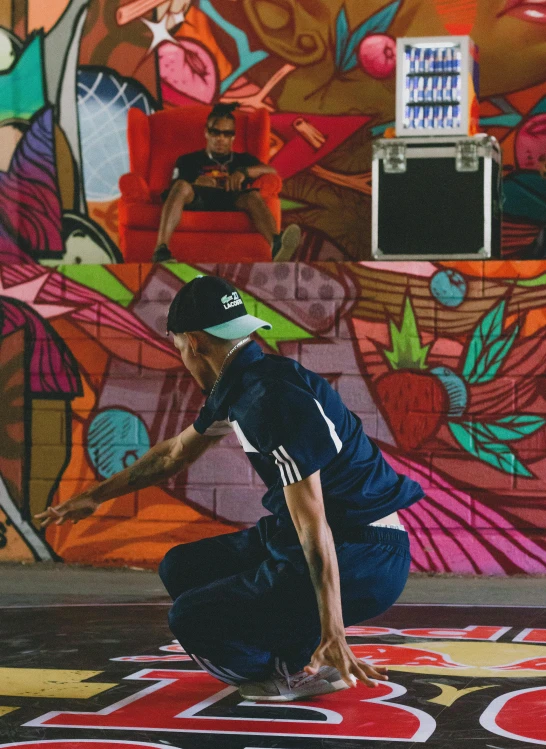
[0,271,75,319]
[140,15,177,55]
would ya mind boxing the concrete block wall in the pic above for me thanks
[1,260,546,574]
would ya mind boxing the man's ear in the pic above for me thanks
[186,332,199,357]
[188,330,209,356]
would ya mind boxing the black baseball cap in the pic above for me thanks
[167,276,272,339]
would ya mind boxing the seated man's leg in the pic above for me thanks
[234,190,276,246]
[153,180,195,262]
[234,191,301,260]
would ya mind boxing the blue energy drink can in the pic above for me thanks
[425,77,434,101]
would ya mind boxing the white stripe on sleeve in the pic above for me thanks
[273,448,293,485]
[314,399,342,453]
[278,445,302,482]
[273,450,294,486]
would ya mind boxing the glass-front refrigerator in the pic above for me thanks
[395,36,480,138]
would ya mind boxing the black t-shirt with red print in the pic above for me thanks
[172,149,263,189]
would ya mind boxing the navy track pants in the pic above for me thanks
[159,515,410,683]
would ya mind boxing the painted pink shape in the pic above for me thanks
[358,34,396,79]
[0,264,180,369]
[515,113,546,171]
[158,39,217,104]
[390,453,546,575]
[358,261,438,277]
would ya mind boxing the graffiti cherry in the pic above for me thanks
[358,35,396,79]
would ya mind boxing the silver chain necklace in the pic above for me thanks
[207,150,234,171]
[207,337,251,399]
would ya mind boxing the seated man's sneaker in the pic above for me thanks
[272,224,301,261]
[152,244,174,263]
[238,662,350,702]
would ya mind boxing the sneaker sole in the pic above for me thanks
[240,679,350,702]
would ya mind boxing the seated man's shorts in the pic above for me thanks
[162,183,257,211]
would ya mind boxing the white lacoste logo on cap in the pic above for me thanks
[221,291,243,310]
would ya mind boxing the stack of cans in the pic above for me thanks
[405,46,462,73]
[403,43,462,131]
[404,104,461,130]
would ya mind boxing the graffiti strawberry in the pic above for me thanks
[375,370,447,451]
[374,297,449,451]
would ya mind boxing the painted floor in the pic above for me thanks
[1,601,546,748]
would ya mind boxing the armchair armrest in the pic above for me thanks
[119,172,151,202]
[252,172,282,198]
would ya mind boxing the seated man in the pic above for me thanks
[152,102,300,262]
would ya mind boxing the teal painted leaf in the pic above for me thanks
[462,300,518,384]
[449,422,533,478]
[462,300,504,380]
[335,7,350,70]
[472,415,546,442]
[340,0,401,72]
[469,326,518,384]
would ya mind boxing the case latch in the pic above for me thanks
[374,141,406,173]
[456,140,479,172]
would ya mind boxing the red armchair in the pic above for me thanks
[118,106,282,263]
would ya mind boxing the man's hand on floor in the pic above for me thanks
[305,635,389,688]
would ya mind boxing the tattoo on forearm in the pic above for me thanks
[127,452,168,487]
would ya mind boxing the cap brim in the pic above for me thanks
[203,314,272,339]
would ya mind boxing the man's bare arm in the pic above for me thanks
[35,426,220,527]
[245,164,277,179]
[284,471,388,688]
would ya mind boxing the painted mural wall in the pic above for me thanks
[1,259,546,574]
[0,0,545,261]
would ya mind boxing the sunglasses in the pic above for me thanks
[207,127,236,137]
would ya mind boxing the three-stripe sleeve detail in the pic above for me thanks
[273,446,302,486]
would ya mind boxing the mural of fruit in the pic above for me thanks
[374,297,447,451]
[357,34,396,79]
[376,372,446,451]
[159,38,218,104]
[370,281,546,478]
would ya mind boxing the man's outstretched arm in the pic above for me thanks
[283,470,389,689]
[35,425,220,528]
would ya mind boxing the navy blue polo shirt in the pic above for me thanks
[193,341,423,537]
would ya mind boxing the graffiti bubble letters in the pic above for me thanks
[26,668,435,742]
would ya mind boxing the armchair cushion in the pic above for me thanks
[119,172,151,202]
[252,172,282,197]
